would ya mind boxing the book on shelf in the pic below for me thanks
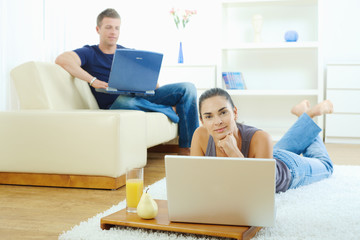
[222,72,246,90]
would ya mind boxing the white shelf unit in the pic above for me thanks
[325,63,360,144]
[218,0,323,140]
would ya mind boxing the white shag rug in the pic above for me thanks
[59,165,360,240]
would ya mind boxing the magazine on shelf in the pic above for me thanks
[222,72,246,90]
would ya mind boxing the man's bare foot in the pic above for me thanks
[291,100,311,117]
[306,100,334,118]
[178,147,190,156]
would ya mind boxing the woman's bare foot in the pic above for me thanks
[306,100,334,118]
[291,100,311,117]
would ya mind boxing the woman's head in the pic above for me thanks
[199,88,235,119]
[198,88,238,140]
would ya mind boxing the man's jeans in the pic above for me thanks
[110,82,199,148]
[273,113,334,190]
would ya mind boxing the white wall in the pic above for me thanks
[0,0,5,110]
[0,0,220,110]
[321,0,360,63]
[0,0,44,110]
[1,0,360,110]
[69,0,219,64]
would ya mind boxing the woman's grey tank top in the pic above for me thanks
[205,123,291,193]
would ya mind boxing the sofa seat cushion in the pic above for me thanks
[0,110,147,178]
[145,112,178,148]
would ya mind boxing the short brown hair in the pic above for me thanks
[97,8,121,27]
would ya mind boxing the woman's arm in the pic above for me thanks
[217,133,244,158]
[190,127,208,156]
[248,130,273,159]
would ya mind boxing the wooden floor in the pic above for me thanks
[0,144,359,240]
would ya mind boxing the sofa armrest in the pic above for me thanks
[0,110,147,178]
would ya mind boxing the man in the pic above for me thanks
[55,8,199,155]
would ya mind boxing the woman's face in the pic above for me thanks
[200,95,238,140]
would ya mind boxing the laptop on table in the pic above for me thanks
[165,155,276,227]
[96,49,163,96]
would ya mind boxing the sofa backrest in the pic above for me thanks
[11,61,99,110]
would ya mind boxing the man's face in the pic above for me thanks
[96,17,121,47]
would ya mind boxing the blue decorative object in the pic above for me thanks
[284,30,298,42]
[178,41,184,63]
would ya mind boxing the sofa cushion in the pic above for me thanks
[145,112,178,148]
[0,110,147,177]
[11,61,99,110]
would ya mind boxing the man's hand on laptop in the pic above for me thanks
[91,79,108,89]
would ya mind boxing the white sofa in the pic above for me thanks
[0,61,178,189]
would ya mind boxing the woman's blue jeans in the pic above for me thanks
[109,82,199,148]
[273,113,333,190]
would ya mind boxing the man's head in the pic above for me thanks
[97,8,121,27]
[96,8,121,50]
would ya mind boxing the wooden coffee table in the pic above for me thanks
[100,200,261,240]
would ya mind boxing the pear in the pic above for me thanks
[137,188,158,219]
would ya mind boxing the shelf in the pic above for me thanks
[327,62,360,66]
[222,42,319,50]
[225,89,319,96]
[162,64,216,68]
[219,0,322,138]
[327,88,360,91]
[222,0,317,7]
[221,0,318,43]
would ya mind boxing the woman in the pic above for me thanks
[191,88,334,193]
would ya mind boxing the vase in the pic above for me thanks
[178,41,184,64]
[252,14,263,42]
[284,30,299,42]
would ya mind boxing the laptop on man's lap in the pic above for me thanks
[96,49,163,96]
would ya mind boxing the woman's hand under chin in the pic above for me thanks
[217,133,244,158]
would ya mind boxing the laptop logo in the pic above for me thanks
[136,57,143,60]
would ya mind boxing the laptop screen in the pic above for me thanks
[108,49,163,93]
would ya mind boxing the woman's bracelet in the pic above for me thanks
[90,77,97,86]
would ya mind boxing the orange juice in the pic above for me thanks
[126,178,144,208]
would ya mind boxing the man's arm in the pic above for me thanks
[55,51,108,89]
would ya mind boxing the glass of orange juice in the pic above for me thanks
[126,168,144,213]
